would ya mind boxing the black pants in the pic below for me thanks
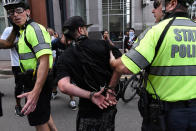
[167,106,196,131]
[12,66,24,98]
[76,107,117,131]
[142,101,196,131]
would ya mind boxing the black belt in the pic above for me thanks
[163,98,196,109]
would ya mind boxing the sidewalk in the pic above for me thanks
[0,60,131,79]
[0,61,12,78]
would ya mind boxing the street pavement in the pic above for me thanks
[0,61,142,131]
[0,61,13,79]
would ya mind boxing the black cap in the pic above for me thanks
[63,16,93,34]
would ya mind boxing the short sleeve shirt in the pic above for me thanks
[56,38,121,110]
[121,17,196,101]
[18,21,53,71]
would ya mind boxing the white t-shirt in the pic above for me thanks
[1,27,19,66]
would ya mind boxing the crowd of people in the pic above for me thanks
[0,0,196,131]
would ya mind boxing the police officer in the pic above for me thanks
[0,0,57,130]
[56,16,121,131]
[109,0,196,131]
[152,0,164,23]
[189,1,196,21]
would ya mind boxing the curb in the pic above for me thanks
[0,69,13,75]
[0,74,13,79]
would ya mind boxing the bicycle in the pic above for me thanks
[116,71,144,103]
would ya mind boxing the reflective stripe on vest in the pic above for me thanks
[20,52,34,60]
[30,22,46,44]
[125,18,196,75]
[172,19,196,27]
[125,48,150,69]
[19,22,50,60]
[149,19,196,76]
[19,44,50,60]
[33,43,50,53]
[149,65,196,76]
[29,22,51,53]
[124,26,153,69]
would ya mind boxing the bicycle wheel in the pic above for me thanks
[122,74,141,103]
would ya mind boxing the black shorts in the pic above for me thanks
[76,107,117,131]
[24,72,53,126]
[12,66,24,98]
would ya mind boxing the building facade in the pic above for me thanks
[1,0,193,60]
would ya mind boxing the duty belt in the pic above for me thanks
[162,98,196,109]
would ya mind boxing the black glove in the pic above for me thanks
[8,17,20,35]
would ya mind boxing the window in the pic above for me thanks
[74,0,86,20]
[189,1,196,21]
[0,0,8,35]
[102,0,131,42]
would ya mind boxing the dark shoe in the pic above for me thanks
[15,105,24,117]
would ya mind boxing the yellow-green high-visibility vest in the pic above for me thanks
[18,21,53,72]
[121,17,196,102]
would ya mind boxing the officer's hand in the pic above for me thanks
[91,88,110,109]
[106,89,117,106]
[8,17,20,34]
[12,23,20,33]
[17,91,39,115]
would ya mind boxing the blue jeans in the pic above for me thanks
[142,103,196,131]
[167,106,196,131]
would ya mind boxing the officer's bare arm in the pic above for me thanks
[34,54,50,94]
[19,54,50,115]
[0,29,16,49]
[109,57,133,88]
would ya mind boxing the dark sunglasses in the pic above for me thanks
[153,0,161,9]
[7,7,25,16]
